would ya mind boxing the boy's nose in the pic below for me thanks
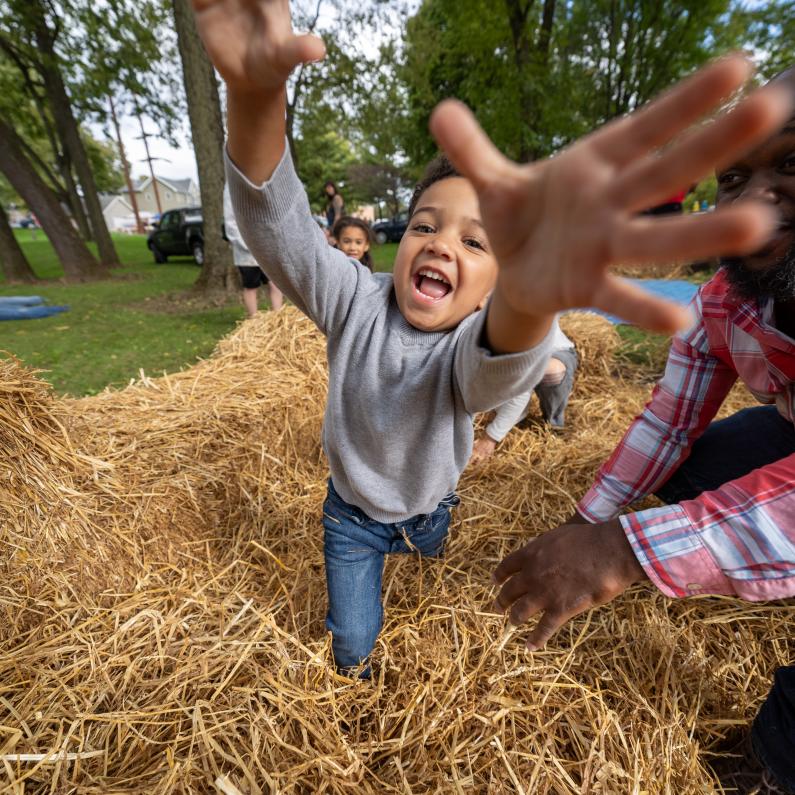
[424,236,453,259]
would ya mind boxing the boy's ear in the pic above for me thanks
[477,290,493,311]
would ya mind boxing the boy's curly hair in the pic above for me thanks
[407,155,461,218]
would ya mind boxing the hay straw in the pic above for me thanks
[1,307,791,793]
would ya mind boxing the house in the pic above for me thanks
[132,175,200,214]
[100,193,134,231]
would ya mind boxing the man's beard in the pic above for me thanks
[721,242,795,302]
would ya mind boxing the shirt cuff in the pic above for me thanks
[577,486,621,523]
[620,505,733,599]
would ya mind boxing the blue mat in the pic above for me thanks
[0,295,45,306]
[586,279,698,325]
[0,297,69,321]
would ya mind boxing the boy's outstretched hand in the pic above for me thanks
[191,0,324,95]
[191,0,325,183]
[430,56,793,334]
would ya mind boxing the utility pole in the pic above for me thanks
[135,111,163,216]
[108,94,144,234]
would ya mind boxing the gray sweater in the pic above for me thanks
[227,146,555,523]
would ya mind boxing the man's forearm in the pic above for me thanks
[227,87,288,185]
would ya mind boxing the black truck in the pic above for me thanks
[147,207,204,265]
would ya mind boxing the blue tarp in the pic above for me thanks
[0,295,69,321]
[0,295,46,306]
[587,279,698,325]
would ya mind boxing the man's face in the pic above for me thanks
[392,177,498,332]
[716,113,795,300]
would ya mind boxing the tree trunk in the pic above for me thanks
[505,0,536,162]
[0,203,38,283]
[58,148,93,241]
[0,117,107,282]
[173,0,236,297]
[31,0,120,267]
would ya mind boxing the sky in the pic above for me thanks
[111,0,421,185]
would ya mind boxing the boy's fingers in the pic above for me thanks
[279,33,326,71]
[614,203,777,265]
[429,100,515,191]
[588,54,752,168]
[593,275,691,335]
[613,84,794,213]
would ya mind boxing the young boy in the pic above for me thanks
[191,0,791,675]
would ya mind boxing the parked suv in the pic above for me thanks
[372,211,408,245]
[147,207,204,265]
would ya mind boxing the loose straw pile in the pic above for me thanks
[0,308,791,793]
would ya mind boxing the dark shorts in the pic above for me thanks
[238,266,269,289]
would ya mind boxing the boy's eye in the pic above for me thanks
[464,237,485,251]
[412,222,434,233]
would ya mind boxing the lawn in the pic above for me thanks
[0,232,399,396]
[3,229,675,396]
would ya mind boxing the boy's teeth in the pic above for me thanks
[418,269,449,284]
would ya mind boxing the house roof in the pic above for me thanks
[133,175,195,194]
[99,193,133,212]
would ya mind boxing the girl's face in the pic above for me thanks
[338,226,370,263]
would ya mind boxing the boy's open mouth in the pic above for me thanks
[412,268,453,302]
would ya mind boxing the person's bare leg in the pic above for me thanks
[243,287,259,318]
[268,282,284,311]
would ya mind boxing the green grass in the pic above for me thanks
[1,233,400,397]
[371,242,398,273]
[3,228,686,395]
[2,231,243,396]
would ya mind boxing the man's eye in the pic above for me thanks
[782,155,795,172]
[717,172,744,187]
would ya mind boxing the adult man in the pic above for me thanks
[493,68,795,794]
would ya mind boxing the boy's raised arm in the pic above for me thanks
[191,0,324,185]
[430,55,793,350]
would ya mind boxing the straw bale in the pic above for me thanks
[0,308,791,794]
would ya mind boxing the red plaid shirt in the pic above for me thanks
[578,270,795,600]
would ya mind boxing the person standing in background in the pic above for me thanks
[223,183,283,318]
[324,181,344,240]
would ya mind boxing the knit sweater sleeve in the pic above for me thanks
[225,144,368,337]
[454,308,557,415]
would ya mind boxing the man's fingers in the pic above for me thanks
[593,274,691,335]
[612,84,794,213]
[491,541,533,588]
[429,100,516,192]
[614,202,777,266]
[525,610,569,651]
[588,54,752,167]
[508,593,544,626]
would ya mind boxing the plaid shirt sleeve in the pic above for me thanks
[577,290,737,522]
[620,453,795,600]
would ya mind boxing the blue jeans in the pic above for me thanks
[322,480,459,676]
[654,405,795,789]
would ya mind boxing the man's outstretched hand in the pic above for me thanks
[430,55,794,335]
[492,519,648,650]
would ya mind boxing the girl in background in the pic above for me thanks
[333,216,374,271]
